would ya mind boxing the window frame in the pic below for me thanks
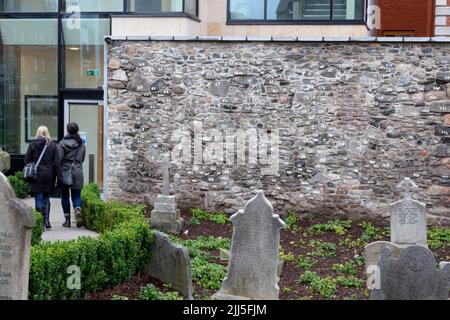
[227,0,367,25]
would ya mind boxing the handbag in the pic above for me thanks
[23,143,49,182]
[61,147,81,187]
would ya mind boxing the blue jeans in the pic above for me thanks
[61,188,82,218]
[35,192,50,213]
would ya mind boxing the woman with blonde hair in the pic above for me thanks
[25,126,58,229]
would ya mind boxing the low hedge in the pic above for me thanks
[32,210,44,246]
[29,183,154,300]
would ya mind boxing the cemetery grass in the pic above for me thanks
[87,210,450,300]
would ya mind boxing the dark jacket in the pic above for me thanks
[56,136,86,190]
[24,137,57,194]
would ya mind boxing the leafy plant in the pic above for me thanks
[299,271,336,298]
[188,216,201,226]
[191,256,227,290]
[279,249,295,262]
[285,211,299,231]
[8,171,28,199]
[359,221,383,243]
[138,284,183,300]
[111,295,129,300]
[309,220,352,236]
[336,276,365,288]
[296,256,315,270]
[191,208,228,225]
[427,227,450,249]
[307,240,337,258]
[332,261,358,276]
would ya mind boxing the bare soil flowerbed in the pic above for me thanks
[87,209,450,300]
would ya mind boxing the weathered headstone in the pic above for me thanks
[374,245,450,300]
[390,178,427,248]
[0,148,10,173]
[150,154,184,234]
[0,172,35,300]
[147,231,193,299]
[213,191,285,300]
[364,241,401,299]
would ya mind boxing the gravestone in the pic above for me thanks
[213,191,285,300]
[0,148,10,173]
[374,245,450,300]
[147,231,193,299]
[150,154,184,234]
[390,178,427,248]
[364,241,401,299]
[0,172,35,300]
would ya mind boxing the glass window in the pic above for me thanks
[62,17,110,89]
[0,0,58,12]
[229,0,264,20]
[63,0,124,12]
[0,19,58,154]
[128,0,184,12]
[268,0,331,20]
[234,0,366,21]
[332,0,364,20]
[185,0,197,16]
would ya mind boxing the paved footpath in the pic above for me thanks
[24,197,99,242]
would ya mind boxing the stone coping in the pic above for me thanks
[105,35,450,43]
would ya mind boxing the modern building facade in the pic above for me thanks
[0,0,372,188]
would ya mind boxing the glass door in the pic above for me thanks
[64,100,104,189]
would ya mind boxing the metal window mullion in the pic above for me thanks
[264,0,267,21]
[330,0,333,21]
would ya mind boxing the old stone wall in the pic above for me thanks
[107,40,450,224]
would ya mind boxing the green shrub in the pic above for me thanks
[138,284,183,301]
[81,183,146,233]
[191,208,228,225]
[332,261,358,276]
[32,210,44,246]
[8,171,28,199]
[29,184,154,300]
[359,221,383,243]
[307,240,337,258]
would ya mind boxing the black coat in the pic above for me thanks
[56,136,86,190]
[24,137,57,194]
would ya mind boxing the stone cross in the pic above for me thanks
[396,177,419,198]
[0,172,35,300]
[374,245,450,300]
[161,153,171,196]
[390,177,427,248]
[213,191,285,300]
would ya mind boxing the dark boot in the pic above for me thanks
[74,207,83,228]
[63,214,71,228]
[42,207,51,229]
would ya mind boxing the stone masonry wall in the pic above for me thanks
[107,40,450,225]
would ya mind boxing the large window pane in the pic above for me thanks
[0,19,58,154]
[185,0,197,16]
[63,0,124,12]
[0,0,58,12]
[62,17,109,89]
[332,0,364,20]
[230,0,264,20]
[128,0,183,12]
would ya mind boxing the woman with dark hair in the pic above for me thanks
[56,122,86,228]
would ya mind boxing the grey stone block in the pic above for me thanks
[126,36,150,41]
[173,36,199,41]
[198,36,221,41]
[323,36,350,42]
[377,37,404,42]
[350,37,377,42]
[247,35,272,41]
[147,231,193,299]
[271,36,297,42]
[0,148,10,173]
[297,36,323,42]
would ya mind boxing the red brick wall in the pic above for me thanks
[377,0,435,36]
